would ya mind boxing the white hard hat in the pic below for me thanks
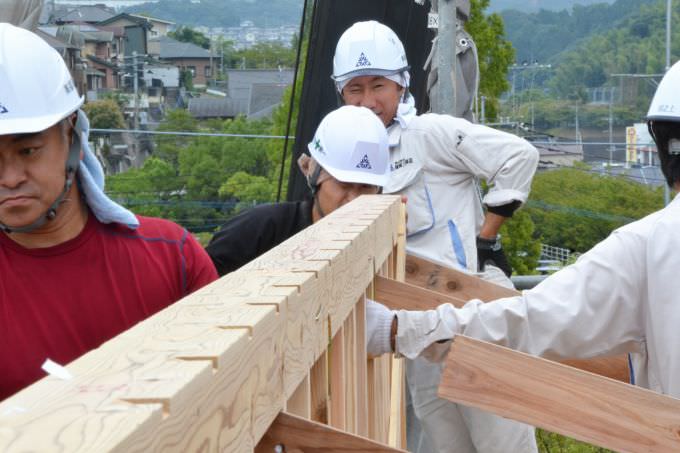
[647,60,680,121]
[308,105,390,187]
[332,20,408,83]
[0,23,83,135]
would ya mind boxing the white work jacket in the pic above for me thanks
[383,113,538,273]
[410,194,680,397]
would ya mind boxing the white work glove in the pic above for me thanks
[395,303,458,362]
[366,299,395,357]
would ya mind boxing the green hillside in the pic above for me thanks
[125,0,303,28]
[501,0,656,64]
[489,0,615,13]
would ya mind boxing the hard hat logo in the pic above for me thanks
[0,103,7,114]
[313,138,325,154]
[356,154,373,170]
[356,52,372,68]
[64,80,76,94]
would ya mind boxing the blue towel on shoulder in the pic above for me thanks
[76,110,139,229]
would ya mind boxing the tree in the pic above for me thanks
[526,165,663,252]
[168,26,210,49]
[466,0,515,121]
[82,99,125,129]
[500,210,541,275]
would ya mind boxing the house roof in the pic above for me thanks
[36,27,77,51]
[130,14,175,26]
[98,13,153,29]
[151,36,214,60]
[53,5,116,24]
[87,54,119,70]
[188,97,245,119]
[248,83,288,118]
[225,69,294,102]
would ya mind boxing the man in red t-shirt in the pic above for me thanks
[0,23,217,400]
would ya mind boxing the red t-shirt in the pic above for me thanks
[0,215,218,400]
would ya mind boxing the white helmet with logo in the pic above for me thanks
[0,22,84,135]
[332,20,408,83]
[308,105,390,187]
[647,61,680,122]
[0,23,85,234]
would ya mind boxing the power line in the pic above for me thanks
[90,128,293,139]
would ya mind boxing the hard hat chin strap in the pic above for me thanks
[0,120,82,234]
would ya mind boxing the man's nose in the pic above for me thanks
[0,160,28,190]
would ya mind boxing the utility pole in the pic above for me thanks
[665,0,673,205]
[480,95,486,124]
[608,86,614,171]
[430,0,461,115]
[132,50,139,131]
[575,103,581,145]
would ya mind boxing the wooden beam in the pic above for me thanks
[255,412,407,453]
[380,271,630,383]
[0,195,403,452]
[405,254,518,301]
[439,336,680,453]
[374,275,465,310]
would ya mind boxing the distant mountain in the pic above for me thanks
[500,0,657,64]
[125,0,302,28]
[489,0,616,13]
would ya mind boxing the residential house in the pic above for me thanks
[224,69,293,118]
[36,27,84,94]
[97,13,153,57]
[44,4,116,25]
[150,35,216,87]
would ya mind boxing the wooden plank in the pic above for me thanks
[374,275,465,310]
[438,336,680,453]
[343,308,357,434]
[309,351,329,424]
[387,357,405,448]
[367,356,391,445]
[355,297,369,437]
[254,412,407,453]
[405,254,518,301]
[329,327,346,431]
[376,276,630,383]
[0,195,402,453]
[286,374,311,419]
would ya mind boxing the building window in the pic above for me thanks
[187,66,196,77]
[205,66,212,78]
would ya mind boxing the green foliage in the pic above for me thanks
[466,0,515,120]
[500,0,655,64]
[82,99,126,129]
[536,429,612,453]
[500,210,541,275]
[168,25,211,49]
[526,166,663,252]
[179,68,194,91]
[232,42,296,69]
[550,0,680,101]
[126,0,303,28]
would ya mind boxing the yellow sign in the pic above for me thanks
[626,126,637,163]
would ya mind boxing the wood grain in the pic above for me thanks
[0,195,402,452]
[405,254,518,301]
[439,336,680,453]
[389,263,630,383]
[254,411,407,453]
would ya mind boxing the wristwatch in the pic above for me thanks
[476,235,502,252]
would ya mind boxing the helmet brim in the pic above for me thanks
[0,97,84,136]
[332,66,410,83]
[318,162,389,188]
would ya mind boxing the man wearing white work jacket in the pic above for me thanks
[332,20,539,453]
